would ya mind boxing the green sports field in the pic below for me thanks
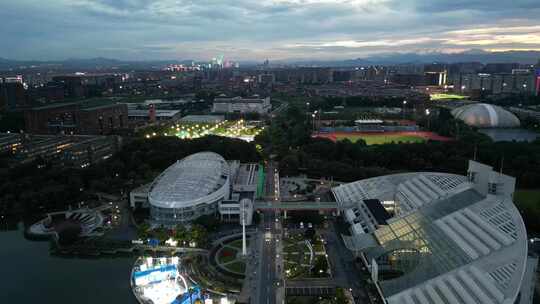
[334,134,426,145]
[430,93,469,101]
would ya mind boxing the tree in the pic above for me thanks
[334,288,348,304]
[192,214,220,232]
[174,225,188,243]
[311,255,329,277]
[189,224,209,248]
[137,222,151,240]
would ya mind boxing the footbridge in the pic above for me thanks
[254,201,339,211]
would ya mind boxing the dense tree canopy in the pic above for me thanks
[260,103,540,188]
[0,135,260,217]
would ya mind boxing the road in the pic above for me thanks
[323,221,371,303]
[255,161,284,304]
[257,211,278,304]
[264,161,280,200]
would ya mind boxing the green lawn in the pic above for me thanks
[335,134,426,145]
[312,242,325,253]
[225,261,246,274]
[228,239,250,250]
[514,189,540,210]
[430,93,469,101]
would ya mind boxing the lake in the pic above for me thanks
[0,222,138,304]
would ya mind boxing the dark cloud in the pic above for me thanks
[0,0,539,60]
[409,0,540,13]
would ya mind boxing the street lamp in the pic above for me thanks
[425,109,431,130]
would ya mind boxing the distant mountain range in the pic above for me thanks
[1,50,540,70]
[282,50,540,67]
[0,57,195,71]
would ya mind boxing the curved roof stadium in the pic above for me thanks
[148,152,230,209]
[451,103,520,128]
[334,161,529,304]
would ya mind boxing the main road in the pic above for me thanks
[255,161,284,304]
[256,211,279,304]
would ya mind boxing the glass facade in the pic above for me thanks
[366,189,484,297]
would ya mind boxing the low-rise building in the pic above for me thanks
[0,133,121,167]
[127,109,182,123]
[179,115,225,124]
[212,96,271,114]
[0,133,22,154]
[24,99,128,135]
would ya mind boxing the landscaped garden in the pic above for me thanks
[214,237,251,276]
[283,232,329,279]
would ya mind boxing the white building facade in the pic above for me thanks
[212,96,271,114]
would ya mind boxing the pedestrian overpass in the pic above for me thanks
[254,201,338,211]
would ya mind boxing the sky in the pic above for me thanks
[2,0,540,61]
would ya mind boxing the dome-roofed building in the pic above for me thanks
[451,103,520,128]
[333,161,536,304]
[148,152,231,224]
[135,151,260,226]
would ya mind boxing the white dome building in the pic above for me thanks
[451,103,520,128]
[148,152,231,224]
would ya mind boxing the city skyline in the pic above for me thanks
[2,0,540,61]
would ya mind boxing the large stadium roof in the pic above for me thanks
[379,193,527,304]
[148,152,230,209]
[451,103,520,128]
[334,166,528,304]
[332,172,468,208]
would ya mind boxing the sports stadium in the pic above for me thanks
[332,161,533,304]
[144,151,260,225]
[148,152,231,224]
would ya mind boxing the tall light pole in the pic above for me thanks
[402,100,407,119]
[425,109,431,130]
[241,199,247,256]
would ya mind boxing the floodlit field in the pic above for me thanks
[430,93,469,101]
[314,131,452,145]
[144,120,263,142]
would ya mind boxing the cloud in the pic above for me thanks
[0,0,539,60]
